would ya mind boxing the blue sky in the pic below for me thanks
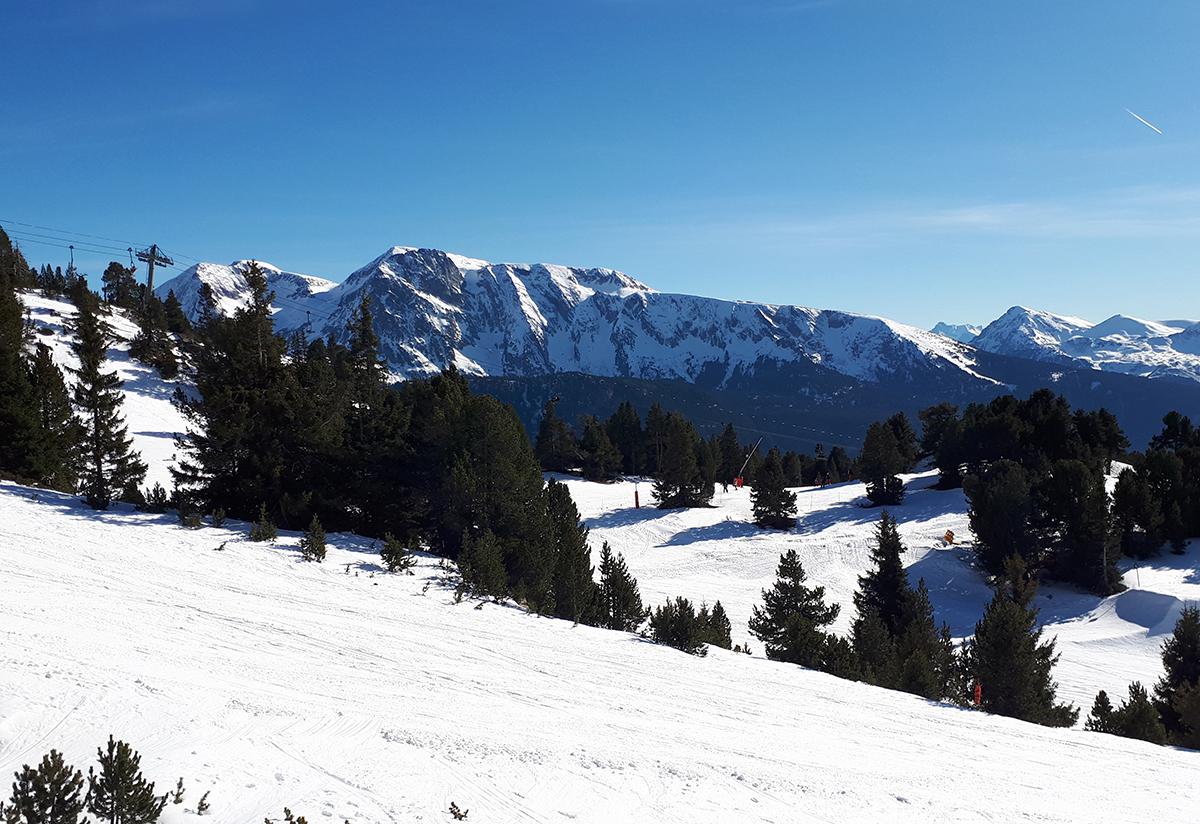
[4,1,1199,327]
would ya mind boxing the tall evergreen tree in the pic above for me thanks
[0,255,39,482]
[1084,690,1116,734]
[965,459,1035,575]
[853,512,910,637]
[700,600,733,650]
[859,421,905,505]
[578,415,622,482]
[70,297,145,508]
[652,412,711,508]
[715,423,743,486]
[534,398,577,473]
[460,528,508,598]
[597,542,647,632]
[918,402,959,458]
[605,401,643,475]
[299,514,326,562]
[749,549,840,668]
[27,342,81,491]
[100,261,140,309]
[886,411,919,471]
[547,480,599,623]
[751,449,797,529]
[1154,605,1200,740]
[962,557,1077,726]
[86,736,167,823]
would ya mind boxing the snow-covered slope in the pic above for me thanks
[564,473,1198,714]
[2,482,1198,824]
[156,248,993,387]
[973,306,1200,383]
[930,321,981,343]
[20,293,185,489]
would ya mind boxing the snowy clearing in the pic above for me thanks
[1,484,1197,824]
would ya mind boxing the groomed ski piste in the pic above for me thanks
[2,294,1197,823]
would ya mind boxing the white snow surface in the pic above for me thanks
[2,477,1198,824]
[5,293,1199,822]
[929,321,982,343]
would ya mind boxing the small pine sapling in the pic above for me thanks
[6,750,87,824]
[249,503,277,542]
[171,777,185,804]
[210,508,226,528]
[196,791,210,816]
[449,801,469,820]
[299,514,326,562]
[380,532,415,574]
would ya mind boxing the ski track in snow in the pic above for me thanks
[3,293,1198,822]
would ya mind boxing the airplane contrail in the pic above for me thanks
[1125,108,1164,135]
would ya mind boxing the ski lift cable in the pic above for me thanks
[0,216,150,249]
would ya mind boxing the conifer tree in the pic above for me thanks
[895,580,955,699]
[886,412,920,471]
[652,412,711,508]
[249,503,277,542]
[1110,683,1167,744]
[1154,605,1200,739]
[161,291,191,338]
[701,601,733,650]
[1084,690,1115,734]
[918,402,959,458]
[859,421,905,505]
[578,415,622,482]
[962,556,1077,726]
[649,596,708,656]
[6,749,87,824]
[751,449,797,529]
[299,514,326,562]
[643,402,668,476]
[0,256,39,482]
[70,297,145,509]
[547,480,599,623]
[128,297,177,379]
[715,423,742,486]
[380,532,415,574]
[597,542,647,632]
[27,342,81,491]
[100,261,140,309]
[965,459,1035,575]
[604,401,643,475]
[853,512,910,636]
[534,398,577,473]
[749,549,840,668]
[850,608,897,688]
[86,736,167,823]
[460,528,507,598]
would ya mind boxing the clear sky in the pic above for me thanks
[4,1,1199,328]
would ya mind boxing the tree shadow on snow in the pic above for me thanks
[657,518,764,547]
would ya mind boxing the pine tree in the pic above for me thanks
[128,297,177,379]
[460,528,507,598]
[70,297,146,509]
[649,597,708,656]
[161,291,191,338]
[547,480,598,623]
[86,736,167,823]
[0,254,40,483]
[299,514,326,562]
[859,421,905,505]
[27,342,81,491]
[886,412,919,471]
[715,423,742,486]
[851,608,897,687]
[701,601,732,650]
[1154,605,1200,739]
[380,532,415,574]
[100,261,140,309]
[853,512,910,636]
[1084,690,1116,733]
[751,449,797,529]
[604,401,643,475]
[965,459,1035,575]
[749,549,840,668]
[5,749,87,824]
[597,542,647,632]
[918,402,959,458]
[895,580,955,699]
[652,412,711,508]
[578,415,622,482]
[962,557,1078,726]
[249,503,277,542]
[534,398,577,473]
[1110,682,1167,745]
[642,402,668,476]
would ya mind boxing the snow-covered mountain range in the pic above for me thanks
[157,246,996,388]
[967,307,1200,383]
